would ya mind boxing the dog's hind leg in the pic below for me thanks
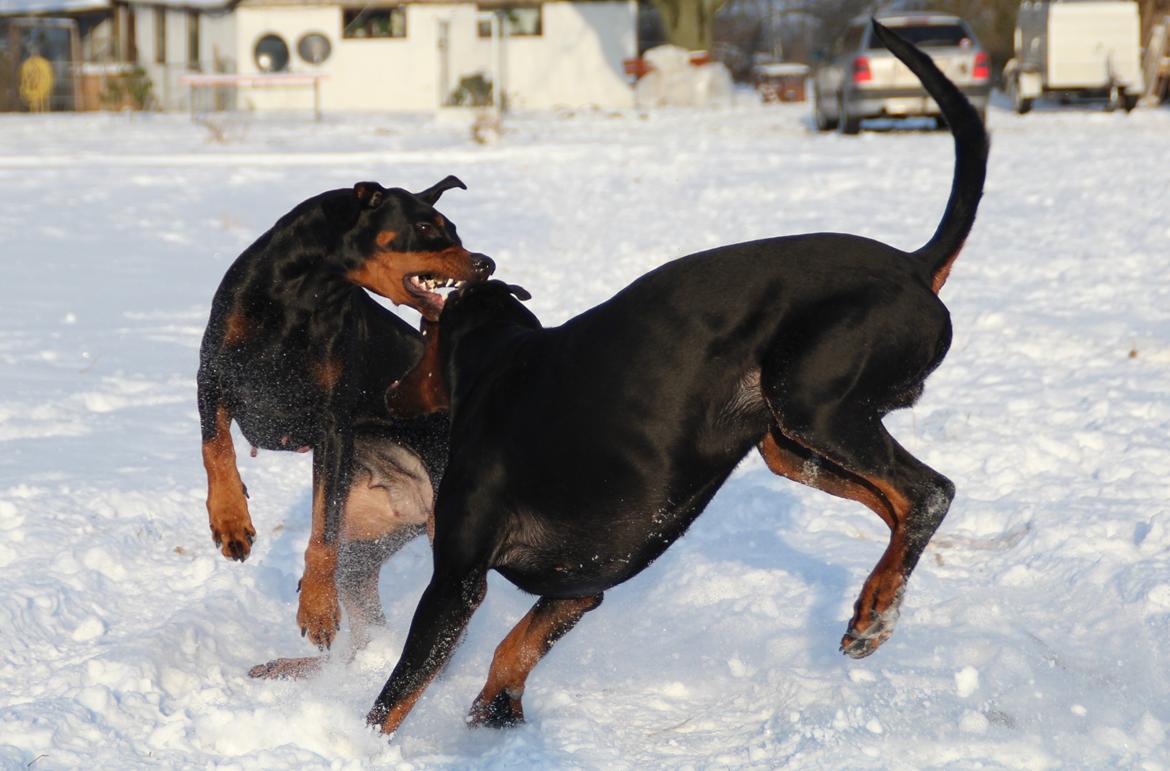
[765,369,952,659]
[248,537,407,680]
[777,408,952,659]
[763,300,955,658]
[758,428,896,529]
[468,594,603,728]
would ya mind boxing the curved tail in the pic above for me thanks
[871,19,989,293]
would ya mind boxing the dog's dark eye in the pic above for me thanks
[415,222,436,237]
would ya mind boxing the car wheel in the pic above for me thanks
[814,93,838,131]
[838,95,861,135]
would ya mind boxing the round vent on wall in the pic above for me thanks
[254,34,290,73]
[298,33,332,65]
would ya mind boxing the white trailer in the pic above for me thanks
[1004,0,1144,113]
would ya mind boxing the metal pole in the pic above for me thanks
[491,12,501,112]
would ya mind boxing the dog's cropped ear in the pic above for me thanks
[354,182,386,209]
[415,175,467,206]
[507,284,532,301]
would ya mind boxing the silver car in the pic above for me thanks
[813,11,991,133]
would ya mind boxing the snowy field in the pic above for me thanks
[1,96,1168,769]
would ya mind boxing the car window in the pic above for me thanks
[872,23,973,49]
[841,24,865,53]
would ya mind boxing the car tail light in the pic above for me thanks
[852,56,872,83]
[973,52,990,80]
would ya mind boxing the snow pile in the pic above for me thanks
[0,102,1168,768]
[635,46,734,108]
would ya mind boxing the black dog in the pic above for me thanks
[196,176,493,677]
[368,21,988,734]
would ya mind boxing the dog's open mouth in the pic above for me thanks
[405,273,468,320]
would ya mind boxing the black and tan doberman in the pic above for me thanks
[366,21,988,735]
[197,177,492,677]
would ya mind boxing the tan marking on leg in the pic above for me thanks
[469,595,601,727]
[202,406,255,561]
[298,476,340,649]
[833,472,915,654]
[762,428,916,656]
[759,431,896,529]
[377,681,433,735]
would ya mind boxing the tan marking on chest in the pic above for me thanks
[313,358,344,391]
[223,309,252,347]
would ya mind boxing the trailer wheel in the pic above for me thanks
[1009,75,1033,114]
[1121,93,1139,112]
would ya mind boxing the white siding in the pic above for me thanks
[132,5,237,110]
[131,1,634,112]
[493,2,636,110]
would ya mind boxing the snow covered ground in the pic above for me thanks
[1,97,1168,769]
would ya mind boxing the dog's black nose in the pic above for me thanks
[471,253,495,277]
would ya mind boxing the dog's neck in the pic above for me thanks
[385,319,449,417]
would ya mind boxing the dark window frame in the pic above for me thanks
[154,7,166,64]
[477,5,543,38]
[342,7,408,39]
[187,10,200,69]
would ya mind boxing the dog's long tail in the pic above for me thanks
[871,19,989,294]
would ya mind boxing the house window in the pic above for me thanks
[477,5,542,38]
[154,8,166,64]
[187,11,200,69]
[342,7,406,39]
[254,34,290,72]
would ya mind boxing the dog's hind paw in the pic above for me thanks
[467,689,525,729]
[248,656,324,680]
[840,597,901,659]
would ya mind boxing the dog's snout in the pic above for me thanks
[471,253,495,277]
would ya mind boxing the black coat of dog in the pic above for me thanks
[368,21,988,734]
[196,177,492,677]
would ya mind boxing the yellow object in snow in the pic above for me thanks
[20,55,54,112]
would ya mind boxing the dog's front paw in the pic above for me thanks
[467,689,525,728]
[297,577,341,649]
[208,499,256,562]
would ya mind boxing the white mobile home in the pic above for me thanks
[128,0,636,112]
